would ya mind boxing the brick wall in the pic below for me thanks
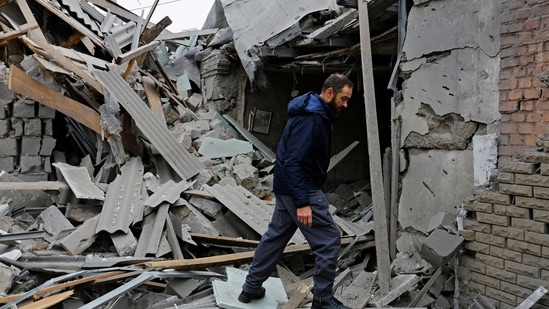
[459,152,549,308]
[0,78,56,181]
[499,0,549,158]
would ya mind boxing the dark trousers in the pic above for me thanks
[241,190,341,300]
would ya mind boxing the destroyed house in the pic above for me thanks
[0,0,547,308]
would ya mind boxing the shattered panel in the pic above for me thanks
[403,0,500,59]
[398,149,473,234]
[399,48,500,143]
[52,162,104,200]
[94,70,205,180]
[144,179,192,208]
[203,184,306,244]
[220,0,337,82]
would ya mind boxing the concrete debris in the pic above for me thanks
[0,0,462,307]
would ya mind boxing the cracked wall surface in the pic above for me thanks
[397,0,501,234]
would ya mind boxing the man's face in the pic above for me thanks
[326,85,353,113]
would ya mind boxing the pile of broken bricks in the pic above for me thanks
[0,0,485,308]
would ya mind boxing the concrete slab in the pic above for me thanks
[420,229,464,267]
[213,267,287,309]
[398,149,473,234]
[198,137,254,159]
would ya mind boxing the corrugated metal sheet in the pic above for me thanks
[203,184,306,244]
[144,179,192,207]
[94,70,205,180]
[58,0,103,36]
[96,157,144,234]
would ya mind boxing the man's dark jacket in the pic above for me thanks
[273,91,339,208]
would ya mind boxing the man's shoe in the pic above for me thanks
[238,287,266,303]
[311,296,350,309]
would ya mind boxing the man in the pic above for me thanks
[238,73,354,309]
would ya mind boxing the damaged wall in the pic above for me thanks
[396,0,501,243]
[458,0,549,307]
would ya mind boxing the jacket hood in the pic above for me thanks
[287,92,339,122]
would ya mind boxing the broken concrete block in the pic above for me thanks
[38,104,56,119]
[231,155,258,190]
[43,119,53,136]
[181,120,210,139]
[187,93,203,110]
[0,119,10,136]
[33,205,75,238]
[172,202,219,236]
[0,157,15,173]
[19,156,42,173]
[189,196,223,218]
[12,99,35,118]
[24,118,41,136]
[21,136,40,155]
[427,211,456,233]
[40,137,56,156]
[0,138,18,156]
[0,262,18,297]
[371,274,421,307]
[11,117,22,137]
[420,228,464,267]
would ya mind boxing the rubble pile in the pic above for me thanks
[0,0,472,308]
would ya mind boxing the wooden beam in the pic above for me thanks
[15,0,103,93]
[143,236,374,270]
[0,181,68,191]
[0,23,38,43]
[9,66,102,134]
[358,0,391,295]
[19,290,73,309]
[142,75,165,121]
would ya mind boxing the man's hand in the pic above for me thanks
[297,206,313,227]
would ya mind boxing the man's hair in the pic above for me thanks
[321,73,354,94]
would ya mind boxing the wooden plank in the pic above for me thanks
[0,23,38,42]
[15,0,103,92]
[35,271,124,297]
[8,66,102,134]
[116,41,158,64]
[189,233,260,247]
[142,75,165,121]
[143,236,375,270]
[358,0,391,295]
[0,181,68,191]
[282,277,313,309]
[19,290,73,309]
[408,267,442,307]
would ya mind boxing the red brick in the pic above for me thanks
[518,77,533,89]
[500,101,520,112]
[508,90,524,100]
[510,134,524,144]
[524,17,541,30]
[525,112,541,122]
[518,123,535,134]
[516,8,533,19]
[500,122,518,134]
[524,88,541,99]
[520,100,534,111]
